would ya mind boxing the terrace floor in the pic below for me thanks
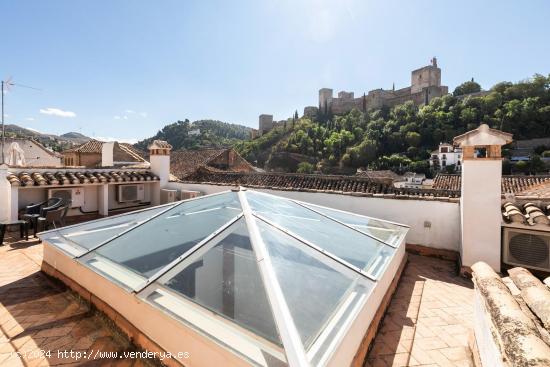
[0,228,475,366]
[366,254,475,367]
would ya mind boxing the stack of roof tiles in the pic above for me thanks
[183,168,460,199]
[433,173,550,194]
[6,170,159,186]
[502,202,550,226]
[472,262,550,366]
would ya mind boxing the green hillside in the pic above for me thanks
[135,119,251,151]
[235,74,550,175]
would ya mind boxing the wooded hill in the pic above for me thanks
[235,74,550,175]
[135,119,252,151]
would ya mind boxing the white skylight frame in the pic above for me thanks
[38,188,409,367]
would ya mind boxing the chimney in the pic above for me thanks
[101,141,114,167]
[148,140,172,189]
[454,124,513,272]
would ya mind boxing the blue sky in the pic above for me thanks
[1,0,549,143]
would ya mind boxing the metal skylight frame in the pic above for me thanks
[41,188,409,367]
[237,189,310,367]
[249,190,408,249]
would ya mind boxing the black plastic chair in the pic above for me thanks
[37,199,72,231]
[23,197,63,236]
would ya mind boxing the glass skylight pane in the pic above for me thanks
[302,204,408,247]
[246,191,395,276]
[86,192,242,281]
[157,218,281,346]
[256,220,373,359]
[55,205,172,251]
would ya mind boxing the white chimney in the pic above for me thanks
[101,141,114,167]
[454,124,513,272]
[148,140,172,189]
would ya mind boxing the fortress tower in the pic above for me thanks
[411,57,442,94]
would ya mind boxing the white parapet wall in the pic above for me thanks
[167,182,461,252]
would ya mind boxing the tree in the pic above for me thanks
[297,161,314,174]
[405,131,421,147]
[453,80,482,96]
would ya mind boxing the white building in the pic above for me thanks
[1,138,62,167]
[0,140,174,222]
[430,143,462,171]
[393,172,432,189]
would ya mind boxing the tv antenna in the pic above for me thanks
[1,77,42,164]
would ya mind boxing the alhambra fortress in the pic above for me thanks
[256,57,449,136]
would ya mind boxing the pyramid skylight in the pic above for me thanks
[39,189,408,367]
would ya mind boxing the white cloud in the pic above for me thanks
[39,107,76,118]
[25,117,34,121]
[125,109,135,114]
[123,115,128,120]
[114,115,121,120]
[24,126,41,133]
[139,112,148,118]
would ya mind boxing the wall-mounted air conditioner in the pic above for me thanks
[48,187,84,208]
[180,190,201,200]
[161,189,177,204]
[117,184,145,203]
[503,227,550,272]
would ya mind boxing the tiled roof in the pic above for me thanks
[118,143,147,162]
[63,141,147,163]
[6,170,159,186]
[64,139,104,153]
[356,170,402,182]
[433,173,550,194]
[183,168,461,200]
[170,148,229,177]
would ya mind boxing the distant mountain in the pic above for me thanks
[135,119,251,151]
[61,131,88,140]
[3,124,91,152]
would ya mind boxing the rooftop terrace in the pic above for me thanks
[0,223,475,366]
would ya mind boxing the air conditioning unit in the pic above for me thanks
[117,184,145,203]
[161,189,177,204]
[180,190,201,200]
[503,227,550,272]
[48,187,84,208]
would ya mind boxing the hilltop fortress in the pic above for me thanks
[256,58,449,136]
[311,57,448,117]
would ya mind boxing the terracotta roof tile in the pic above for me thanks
[183,168,460,200]
[6,170,159,186]
[64,139,104,153]
[170,149,231,177]
[433,173,550,194]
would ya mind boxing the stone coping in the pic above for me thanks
[472,262,550,367]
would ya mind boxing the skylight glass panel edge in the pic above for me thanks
[74,197,194,259]
[133,212,244,293]
[252,211,378,282]
[291,200,403,249]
